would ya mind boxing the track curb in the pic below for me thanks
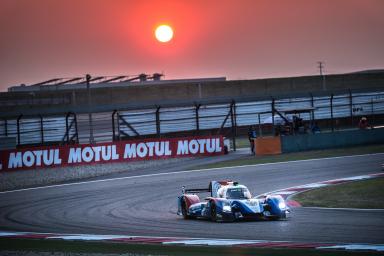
[1,231,384,252]
[256,172,384,208]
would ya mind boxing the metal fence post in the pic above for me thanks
[230,100,237,151]
[39,115,44,144]
[271,97,275,135]
[156,106,161,137]
[371,98,375,125]
[65,112,70,144]
[86,74,95,144]
[195,104,200,134]
[73,112,79,144]
[330,94,334,132]
[232,100,238,146]
[349,89,353,127]
[117,112,121,141]
[309,93,315,121]
[64,112,79,144]
[4,119,8,136]
[17,114,22,146]
[112,110,117,141]
[233,100,238,133]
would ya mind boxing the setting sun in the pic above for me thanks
[155,25,173,43]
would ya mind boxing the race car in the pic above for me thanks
[177,180,289,222]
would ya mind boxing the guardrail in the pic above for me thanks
[1,90,383,149]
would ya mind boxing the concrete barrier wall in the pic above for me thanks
[281,128,384,153]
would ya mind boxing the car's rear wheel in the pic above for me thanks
[210,201,217,222]
[181,198,190,219]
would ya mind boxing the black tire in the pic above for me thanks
[267,212,286,221]
[279,211,287,220]
[210,201,217,222]
[181,198,190,219]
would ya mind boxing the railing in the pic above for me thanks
[1,90,383,148]
[0,114,78,147]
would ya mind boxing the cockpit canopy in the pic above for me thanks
[218,185,252,199]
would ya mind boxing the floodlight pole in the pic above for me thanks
[86,74,95,144]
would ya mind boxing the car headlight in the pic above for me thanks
[278,202,286,209]
[223,205,232,212]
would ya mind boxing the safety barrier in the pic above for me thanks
[280,127,384,153]
[254,128,384,155]
[255,137,282,155]
[0,135,224,171]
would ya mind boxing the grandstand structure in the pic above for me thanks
[7,73,226,92]
[0,71,383,149]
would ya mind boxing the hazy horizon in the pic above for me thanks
[1,0,383,91]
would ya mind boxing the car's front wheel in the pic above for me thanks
[210,201,217,222]
[266,211,287,221]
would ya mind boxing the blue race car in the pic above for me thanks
[177,180,289,222]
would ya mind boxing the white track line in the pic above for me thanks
[256,172,384,198]
[303,207,384,211]
[1,152,383,194]
[1,231,384,251]
[318,244,384,251]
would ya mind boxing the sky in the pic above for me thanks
[0,0,383,91]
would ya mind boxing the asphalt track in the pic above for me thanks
[0,153,383,244]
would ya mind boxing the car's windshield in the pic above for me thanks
[226,187,252,199]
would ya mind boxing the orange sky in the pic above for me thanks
[0,0,383,91]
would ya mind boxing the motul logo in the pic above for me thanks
[0,136,224,171]
[8,149,62,168]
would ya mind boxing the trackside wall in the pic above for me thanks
[0,136,224,172]
[280,128,384,153]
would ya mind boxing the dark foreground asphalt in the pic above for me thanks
[0,153,383,244]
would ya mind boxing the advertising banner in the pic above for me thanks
[0,136,224,171]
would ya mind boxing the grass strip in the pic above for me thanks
[292,177,384,209]
[193,144,384,169]
[0,238,383,256]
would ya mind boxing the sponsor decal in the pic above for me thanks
[0,136,223,171]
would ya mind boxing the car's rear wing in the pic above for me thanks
[182,187,211,194]
[182,180,237,197]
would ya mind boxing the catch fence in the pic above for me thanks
[1,90,383,149]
